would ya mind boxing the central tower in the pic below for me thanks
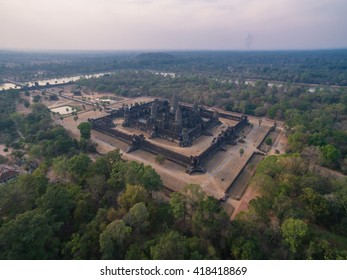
[170,93,179,114]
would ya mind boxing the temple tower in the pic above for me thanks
[175,107,182,125]
[193,99,199,114]
[170,93,179,114]
[123,106,130,127]
[213,110,219,120]
[180,128,191,147]
[161,112,168,129]
[174,107,182,133]
[150,101,157,120]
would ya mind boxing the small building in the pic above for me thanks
[0,165,19,184]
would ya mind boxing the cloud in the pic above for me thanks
[0,0,346,50]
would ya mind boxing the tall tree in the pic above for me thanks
[77,122,92,140]
[281,218,308,255]
[99,219,132,259]
[150,231,186,260]
[66,153,92,177]
[0,209,58,259]
[123,202,150,233]
[117,184,149,211]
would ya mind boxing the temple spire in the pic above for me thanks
[213,110,219,120]
[193,99,199,113]
[151,101,157,118]
[175,107,182,125]
[170,93,179,114]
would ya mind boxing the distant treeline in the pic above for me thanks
[1,49,347,85]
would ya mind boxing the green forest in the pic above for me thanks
[1,49,347,85]
[0,50,347,260]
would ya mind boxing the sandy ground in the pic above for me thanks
[227,153,264,200]
[268,127,288,155]
[230,180,261,220]
[16,101,31,115]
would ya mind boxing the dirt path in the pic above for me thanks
[230,180,261,220]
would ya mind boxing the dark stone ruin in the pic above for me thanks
[122,94,220,147]
[90,95,249,174]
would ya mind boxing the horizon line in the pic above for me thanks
[1,47,347,54]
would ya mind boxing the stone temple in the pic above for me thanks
[90,94,249,174]
[122,93,220,147]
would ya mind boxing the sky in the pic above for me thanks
[0,0,346,51]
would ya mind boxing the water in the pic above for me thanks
[0,72,110,91]
[0,83,21,91]
[26,73,108,87]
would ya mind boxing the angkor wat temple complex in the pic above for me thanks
[123,94,220,147]
[90,95,249,174]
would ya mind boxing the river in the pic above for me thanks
[0,72,110,91]
[0,83,22,90]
